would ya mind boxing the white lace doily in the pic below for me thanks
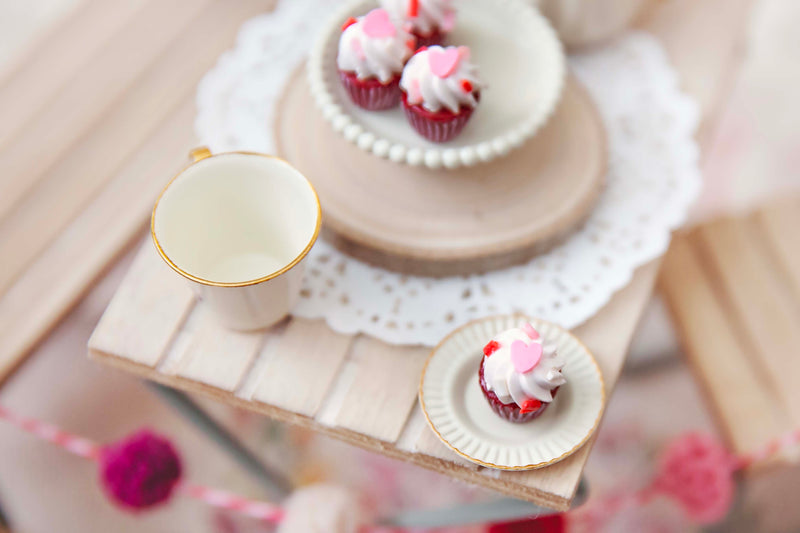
[195,0,701,346]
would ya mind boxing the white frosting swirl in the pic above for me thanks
[400,46,482,113]
[337,9,414,83]
[379,0,456,36]
[482,324,566,406]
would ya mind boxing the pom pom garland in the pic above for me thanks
[1,404,799,529]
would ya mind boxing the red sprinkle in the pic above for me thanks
[519,399,543,414]
[341,17,357,31]
[406,38,417,50]
[408,0,419,17]
[460,79,473,93]
[483,340,500,357]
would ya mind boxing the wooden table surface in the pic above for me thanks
[0,0,755,514]
[84,0,754,512]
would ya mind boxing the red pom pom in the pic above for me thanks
[654,433,735,524]
[100,430,182,510]
[483,340,500,356]
[406,38,417,50]
[408,0,419,18]
[341,17,357,32]
[460,79,473,93]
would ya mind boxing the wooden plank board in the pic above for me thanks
[0,0,144,149]
[251,318,354,417]
[758,198,800,300]
[0,0,272,296]
[332,338,429,442]
[0,0,275,385]
[88,243,662,510]
[162,306,264,391]
[698,217,800,427]
[87,244,195,368]
[660,233,792,456]
[0,101,196,382]
[0,0,213,224]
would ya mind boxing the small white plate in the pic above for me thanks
[307,0,566,169]
[419,315,605,470]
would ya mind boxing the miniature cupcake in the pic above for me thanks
[379,0,456,47]
[400,45,482,142]
[337,8,416,110]
[479,322,566,423]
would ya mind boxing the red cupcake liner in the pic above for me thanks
[401,92,475,143]
[338,70,401,110]
[479,357,556,423]
[412,27,445,48]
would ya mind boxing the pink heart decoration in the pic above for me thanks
[363,9,396,38]
[428,47,461,78]
[510,340,542,373]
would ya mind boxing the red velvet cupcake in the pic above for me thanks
[379,0,456,47]
[337,9,415,111]
[400,45,483,142]
[479,323,565,424]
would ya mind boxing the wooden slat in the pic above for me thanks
[165,307,264,391]
[0,0,213,225]
[0,0,276,296]
[758,197,800,300]
[89,258,662,510]
[0,0,144,149]
[88,244,194,368]
[698,217,800,426]
[251,318,353,416]
[660,233,791,454]
[333,338,429,443]
[0,100,195,383]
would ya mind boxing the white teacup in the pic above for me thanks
[151,148,321,330]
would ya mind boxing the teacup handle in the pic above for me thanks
[190,147,212,162]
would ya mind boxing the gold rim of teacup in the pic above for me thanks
[151,148,322,288]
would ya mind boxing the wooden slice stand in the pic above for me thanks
[275,68,607,276]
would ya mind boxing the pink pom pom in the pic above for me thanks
[653,433,735,524]
[99,430,182,510]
